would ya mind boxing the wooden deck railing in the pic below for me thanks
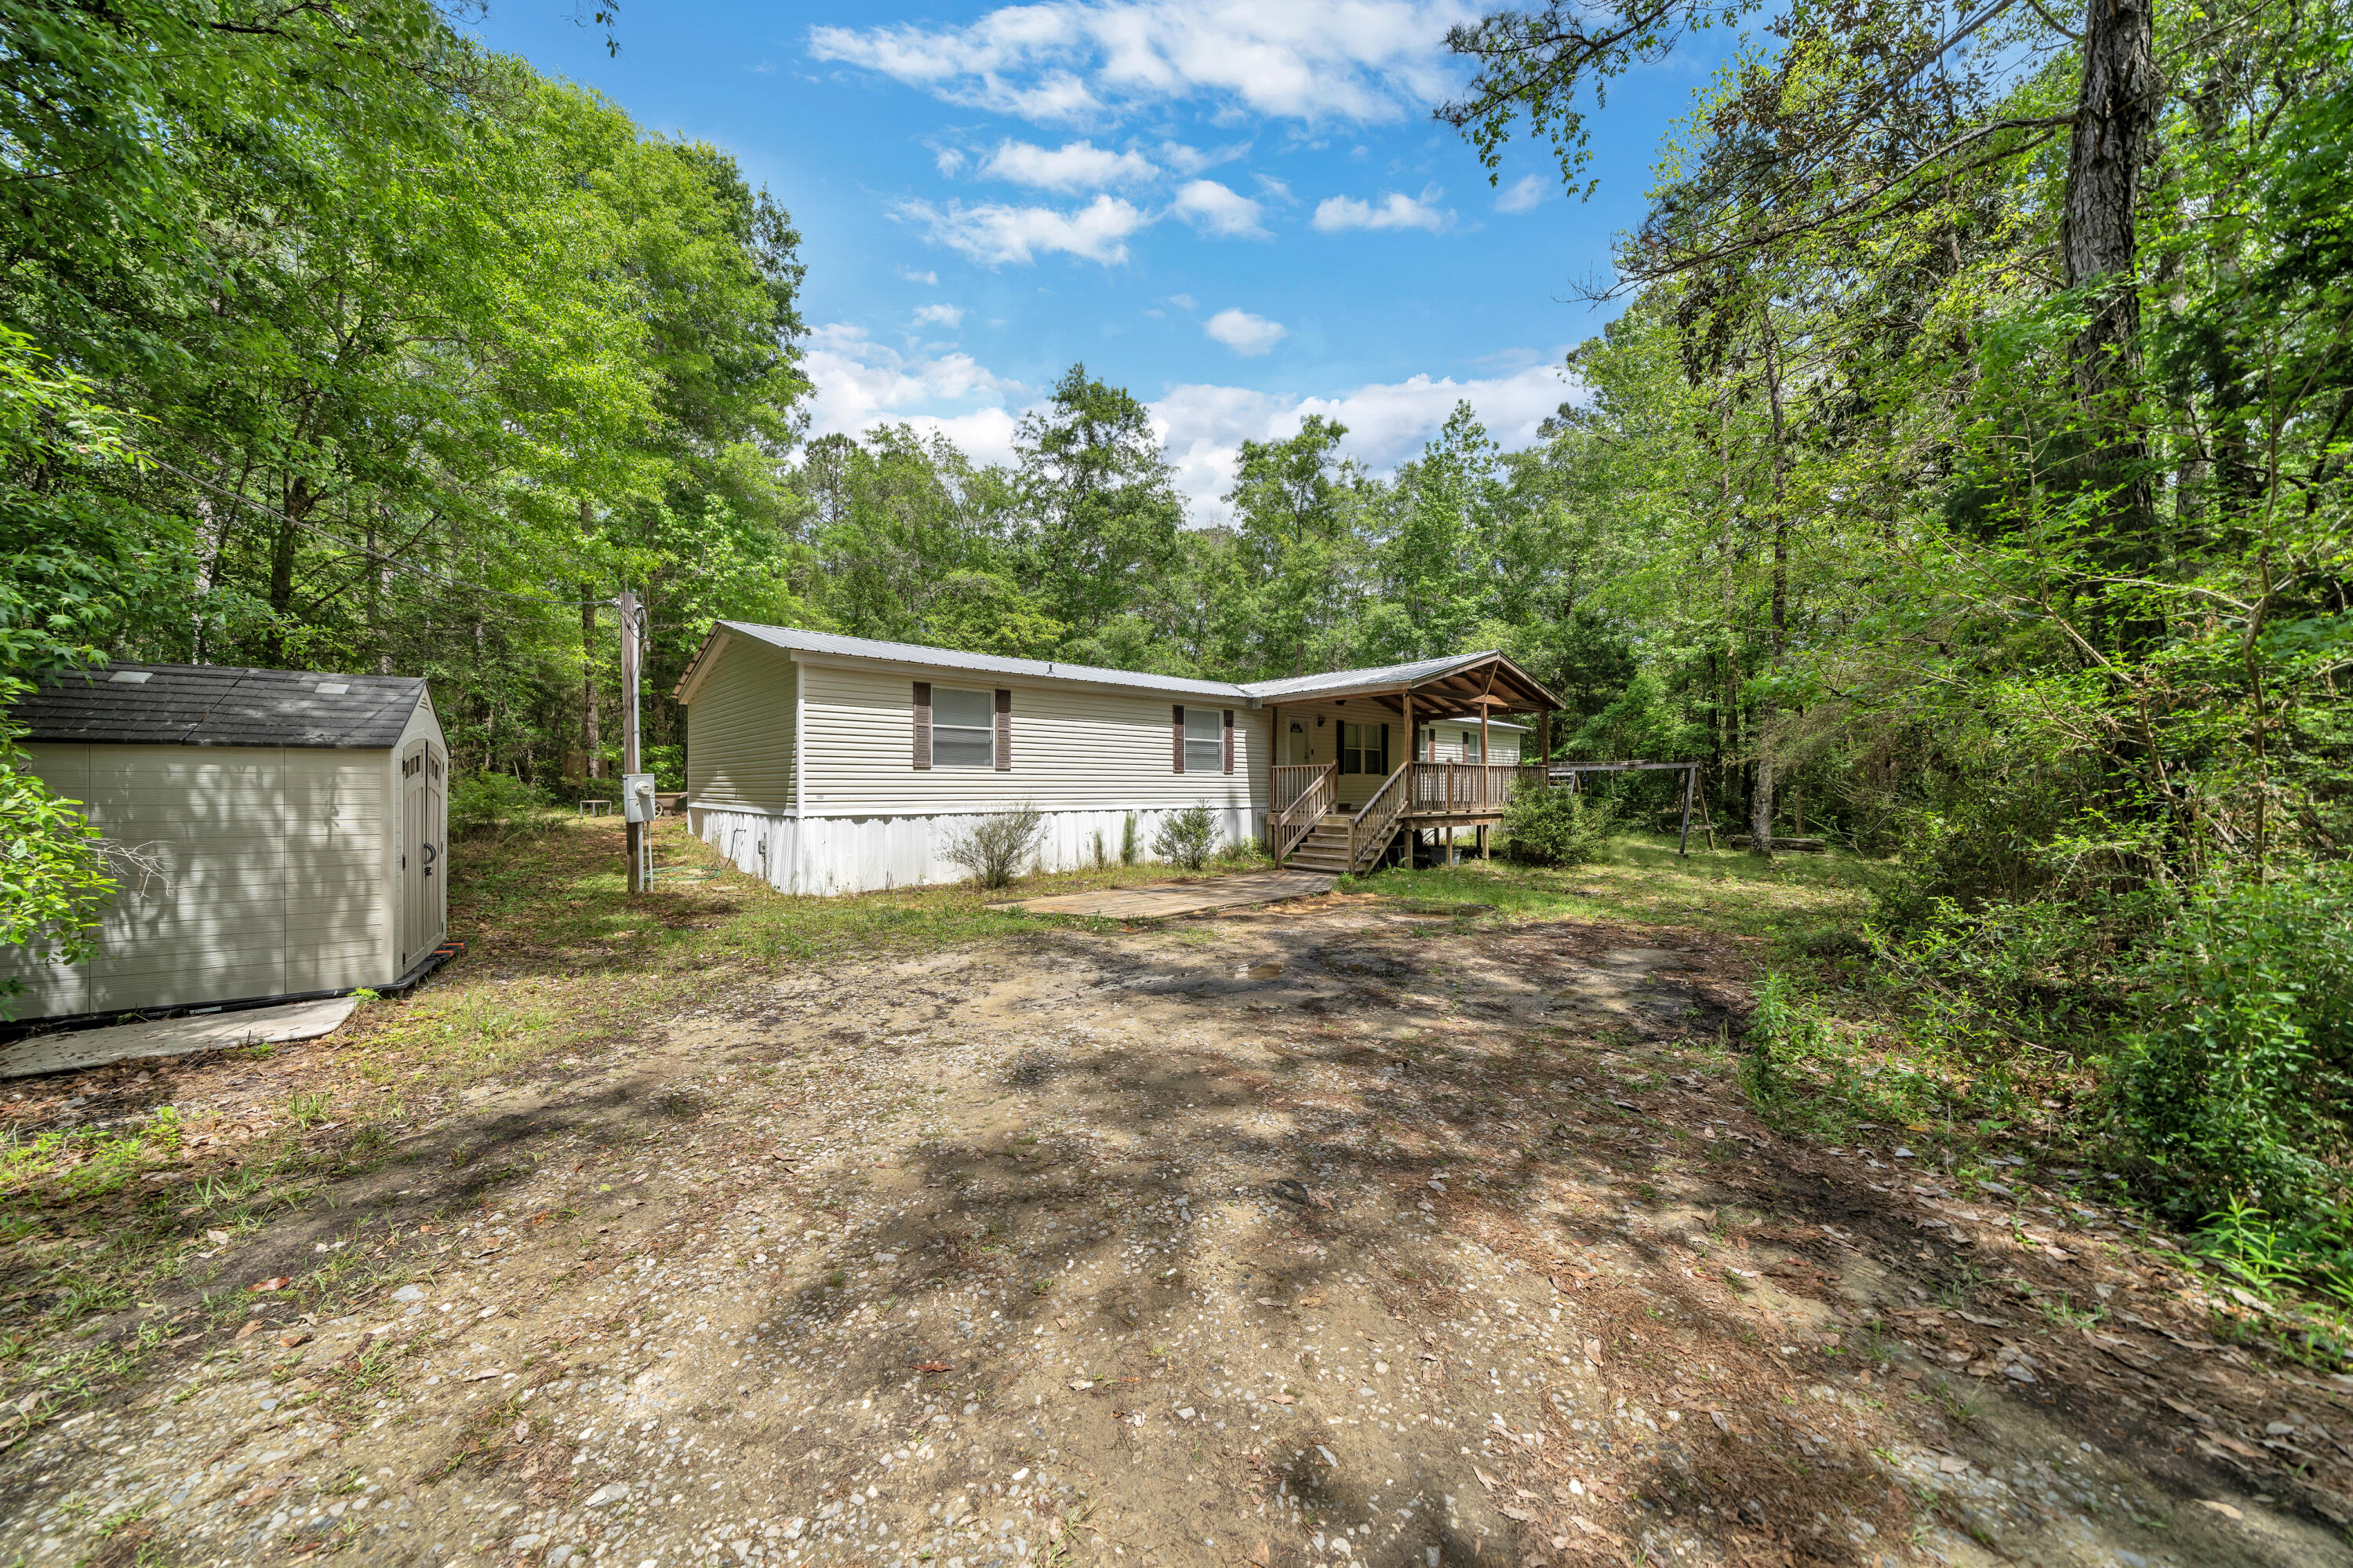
[1268,762,1336,864]
[1405,762,1540,816]
[1348,762,1413,871]
[1271,763,1329,813]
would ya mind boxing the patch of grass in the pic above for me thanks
[1338,834,1887,942]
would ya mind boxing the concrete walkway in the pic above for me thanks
[0,995,358,1080]
[987,868,1338,919]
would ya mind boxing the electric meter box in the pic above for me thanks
[621,773,659,824]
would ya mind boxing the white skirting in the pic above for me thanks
[687,802,1263,896]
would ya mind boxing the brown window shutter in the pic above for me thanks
[912,682,932,769]
[994,688,1012,770]
[1172,704,1185,773]
[1379,722,1390,775]
[1222,709,1235,773]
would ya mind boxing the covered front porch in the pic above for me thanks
[1255,650,1564,875]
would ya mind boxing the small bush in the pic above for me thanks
[1121,812,1139,865]
[944,802,1047,889]
[1500,784,1615,866]
[1153,804,1220,871]
[2106,865,2353,1227]
[449,773,547,838]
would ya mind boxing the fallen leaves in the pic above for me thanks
[249,1275,290,1293]
[915,1361,951,1373]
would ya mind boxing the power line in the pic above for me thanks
[140,452,612,609]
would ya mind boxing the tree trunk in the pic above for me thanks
[2063,0,2163,549]
[582,590,600,778]
[1750,314,1793,859]
[264,476,315,665]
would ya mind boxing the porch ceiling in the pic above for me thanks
[1350,654,1559,721]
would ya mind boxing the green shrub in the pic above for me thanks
[1500,785,1615,866]
[1152,804,1219,871]
[449,773,547,838]
[2106,864,2353,1226]
[1121,812,1139,865]
[944,803,1047,890]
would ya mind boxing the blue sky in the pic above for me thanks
[468,2,1727,518]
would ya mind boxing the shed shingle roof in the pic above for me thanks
[11,664,430,748]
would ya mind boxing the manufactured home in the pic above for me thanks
[2,664,448,1022]
[672,624,1562,893]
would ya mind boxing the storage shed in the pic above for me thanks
[2,663,448,1022]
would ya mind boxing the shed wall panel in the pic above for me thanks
[282,750,390,995]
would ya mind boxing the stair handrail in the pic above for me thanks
[1347,760,1413,871]
[1269,762,1337,864]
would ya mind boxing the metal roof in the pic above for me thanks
[12,663,431,748]
[679,623,1561,712]
[1240,650,1506,702]
[697,623,1249,700]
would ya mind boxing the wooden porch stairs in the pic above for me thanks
[1282,815,1391,875]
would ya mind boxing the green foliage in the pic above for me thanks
[1120,813,1140,867]
[1500,785,1615,866]
[1151,805,1220,871]
[2106,866,2353,1224]
[449,774,549,839]
[944,804,1047,890]
[0,678,115,1007]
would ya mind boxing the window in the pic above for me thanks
[1183,706,1224,773]
[1460,729,1481,762]
[932,686,994,768]
[1341,722,1389,775]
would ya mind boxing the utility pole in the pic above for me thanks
[617,587,646,893]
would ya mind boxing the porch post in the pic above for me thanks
[1267,703,1278,859]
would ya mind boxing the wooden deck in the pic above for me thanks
[987,870,1340,920]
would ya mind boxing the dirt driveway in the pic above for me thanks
[5,893,2349,1568]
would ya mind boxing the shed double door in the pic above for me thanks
[400,741,446,970]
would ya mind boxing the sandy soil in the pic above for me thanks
[5,893,2350,1568]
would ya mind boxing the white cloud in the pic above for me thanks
[912,303,966,329]
[1151,359,1577,520]
[1158,140,1249,174]
[1168,293,1198,311]
[979,138,1158,190]
[1311,186,1451,234]
[1494,173,1546,213]
[934,147,968,176]
[1203,307,1288,355]
[897,267,940,285]
[799,324,1580,522]
[895,193,1152,266]
[808,1,1476,126]
[802,323,1027,466]
[1171,179,1267,238]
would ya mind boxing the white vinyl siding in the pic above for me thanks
[796,660,1267,816]
[1424,724,1523,764]
[930,686,995,769]
[685,635,796,810]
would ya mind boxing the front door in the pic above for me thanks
[1284,720,1311,766]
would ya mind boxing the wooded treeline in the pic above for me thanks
[2,2,2349,1250]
